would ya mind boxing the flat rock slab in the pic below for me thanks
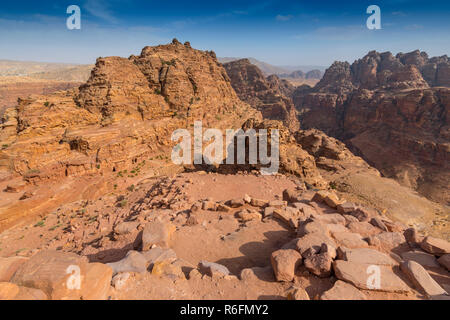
[270,249,302,282]
[347,221,381,237]
[340,248,397,266]
[333,260,411,293]
[400,260,448,298]
[321,280,367,300]
[420,237,450,256]
[0,256,28,282]
[142,247,177,267]
[331,232,369,249]
[199,261,231,277]
[142,220,176,250]
[401,251,440,268]
[107,251,147,275]
[369,232,406,251]
[114,221,139,235]
[11,250,112,300]
[437,254,450,271]
[296,233,337,257]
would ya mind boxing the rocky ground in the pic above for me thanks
[0,171,449,300]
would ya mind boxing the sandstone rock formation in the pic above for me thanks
[0,40,258,230]
[293,50,450,205]
[223,59,299,131]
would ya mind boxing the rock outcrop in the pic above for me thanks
[223,59,299,131]
[0,40,259,231]
[294,50,450,205]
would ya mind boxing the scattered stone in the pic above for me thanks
[141,220,175,250]
[283,189,299,203]
[112,272,131,290]
[311,191,329,204]
[292,203,317,216]
[142,247,177,268]
[263,207,275,218]
[321,280,367,300]
[227,198,244,208]
[188,269,202,280]
[199,261,231,278]
[303,245,333,278]
[272,207,302,228]
[243,194,251,204]
[351,207,372,222]
[268,200,287,208]
[217,204,231,212]
[331,232,368,249]
[202,200,217,211]
[107,251,147,275]
[400,260,447,298]
[338,248,397,266]
[404,228,424,247]
[323,194,341,209]
[437,254,450,271]
[270,249,302,282]
[114,221,139,235]
[236,209,261,222]
[401,251,440,268]
[370,217,388,232]
[337,202,357,215]
[420,236,450,256]
[333,260,410,293]
[296,233,337,258]
[297,219,328,237]
[315,214,346,226]
[343,215,360,224]
[326,223,348,234]
[347,221,381,236]
[152,261,185,280]
[250,198,269,208]
[286,287,310,300]
[0,256,28,282]
[368,232,406,251]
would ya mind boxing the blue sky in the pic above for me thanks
[0,0,449,67]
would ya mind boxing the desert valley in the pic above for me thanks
[0,39,448,301]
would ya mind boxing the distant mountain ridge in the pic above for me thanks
[218,57,326,77]
[0,60,93,82]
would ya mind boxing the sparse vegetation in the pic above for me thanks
[118,199,128,208]
[34,220,45,227]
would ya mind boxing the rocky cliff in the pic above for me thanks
[294,50,450,205]
[223,59,300,131]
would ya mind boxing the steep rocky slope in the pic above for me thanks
[293,50,450,205]
[223,59,299,131]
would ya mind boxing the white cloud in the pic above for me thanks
[84,0,119,24]
[276,14,293,22]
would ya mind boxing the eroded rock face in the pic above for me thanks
[0,40,260,230]
[294,50,450,205]
[223,59,300,131]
